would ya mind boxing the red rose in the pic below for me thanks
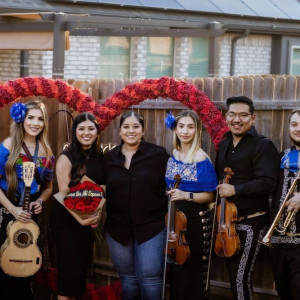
[64,181,104,213]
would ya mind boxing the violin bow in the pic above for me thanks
[204,187,219,293]
[162,174,181,299]
[161,192,172,299]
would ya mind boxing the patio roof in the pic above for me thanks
[0,0,300,36]
[1,0,300,79]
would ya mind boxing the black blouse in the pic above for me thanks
[62,148,105,186]
[103,140,169,245]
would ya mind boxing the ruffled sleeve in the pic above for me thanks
[0,143,9,176]
[36,155,55,182]
[195,159,218,191]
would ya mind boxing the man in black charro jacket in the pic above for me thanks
[215,96,279,300]
[270,109,300,300]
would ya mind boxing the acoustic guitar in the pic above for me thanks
[0,161,42,277]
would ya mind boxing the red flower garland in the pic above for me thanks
[92,77,228,148]
[0,76,228,148]
[0,77,96,112]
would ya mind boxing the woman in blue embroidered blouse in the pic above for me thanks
[165,110,218,300]
[0,100,54,300]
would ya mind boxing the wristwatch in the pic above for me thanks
[189,192,193,201]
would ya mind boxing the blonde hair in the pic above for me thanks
[173,110,209,163]
[5,100,52,201]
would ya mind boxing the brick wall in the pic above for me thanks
[174,37,189,78]
[219,33,272,76]
[0,34,272,81]
[29,51,44,77]
[0,50,20,81]
[130,37,147,79]
[31,36,101,79]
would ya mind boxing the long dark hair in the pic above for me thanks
[67,112,100,185]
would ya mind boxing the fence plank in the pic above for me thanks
[286,76,296,100]
[243,76,254,100]
[194,77,204,92]
[274,76,286,100]
[222,77,232,103]
[203,77,213,100]
[232,77,244,96]
[212,77,223,101]
[253,77,264,100]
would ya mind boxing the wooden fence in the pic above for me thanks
[1,74,300,296]
[1,75,300,158]
[73,75,300,159]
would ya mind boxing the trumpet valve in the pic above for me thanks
[283,210,296,227]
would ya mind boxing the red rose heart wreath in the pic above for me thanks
[0,76,228,148]
[1,76,228,299]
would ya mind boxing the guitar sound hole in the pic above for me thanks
[13,229,33,248]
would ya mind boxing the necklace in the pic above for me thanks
[84,148,93,160]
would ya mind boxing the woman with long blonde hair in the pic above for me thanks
[0,100,54,299]
[165,109,217,300]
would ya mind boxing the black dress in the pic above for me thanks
[50,149,104,297]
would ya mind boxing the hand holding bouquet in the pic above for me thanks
[54,175,106,227]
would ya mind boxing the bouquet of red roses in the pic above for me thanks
[54,175,106,225]
[64,180,104,213]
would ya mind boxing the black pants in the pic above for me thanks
[225,215,267,300]
[50,199,93,297]
[170,207,210,300]
[270,244,300,300]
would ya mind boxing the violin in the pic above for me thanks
[165,174,190,265]
[162,174,190,299]
[214,167,241,257]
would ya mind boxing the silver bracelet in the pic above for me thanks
[37,198,43,205]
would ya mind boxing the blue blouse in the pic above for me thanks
[165,156,218,192]
[0,143,55,202]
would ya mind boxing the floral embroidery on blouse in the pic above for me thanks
[165,156,218,192]
[165,156,197,182]
[0,143,55,199]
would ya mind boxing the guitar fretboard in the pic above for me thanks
[23,187,31,212]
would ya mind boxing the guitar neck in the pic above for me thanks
[22,186,31,212]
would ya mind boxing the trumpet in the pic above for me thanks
[259,173,300,247]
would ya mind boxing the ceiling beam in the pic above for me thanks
[1,11,300,36]
[0,22,54,31]
[69,28,225,37]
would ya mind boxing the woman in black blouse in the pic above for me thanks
[51,112,105,300]
[103,111,169,300]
